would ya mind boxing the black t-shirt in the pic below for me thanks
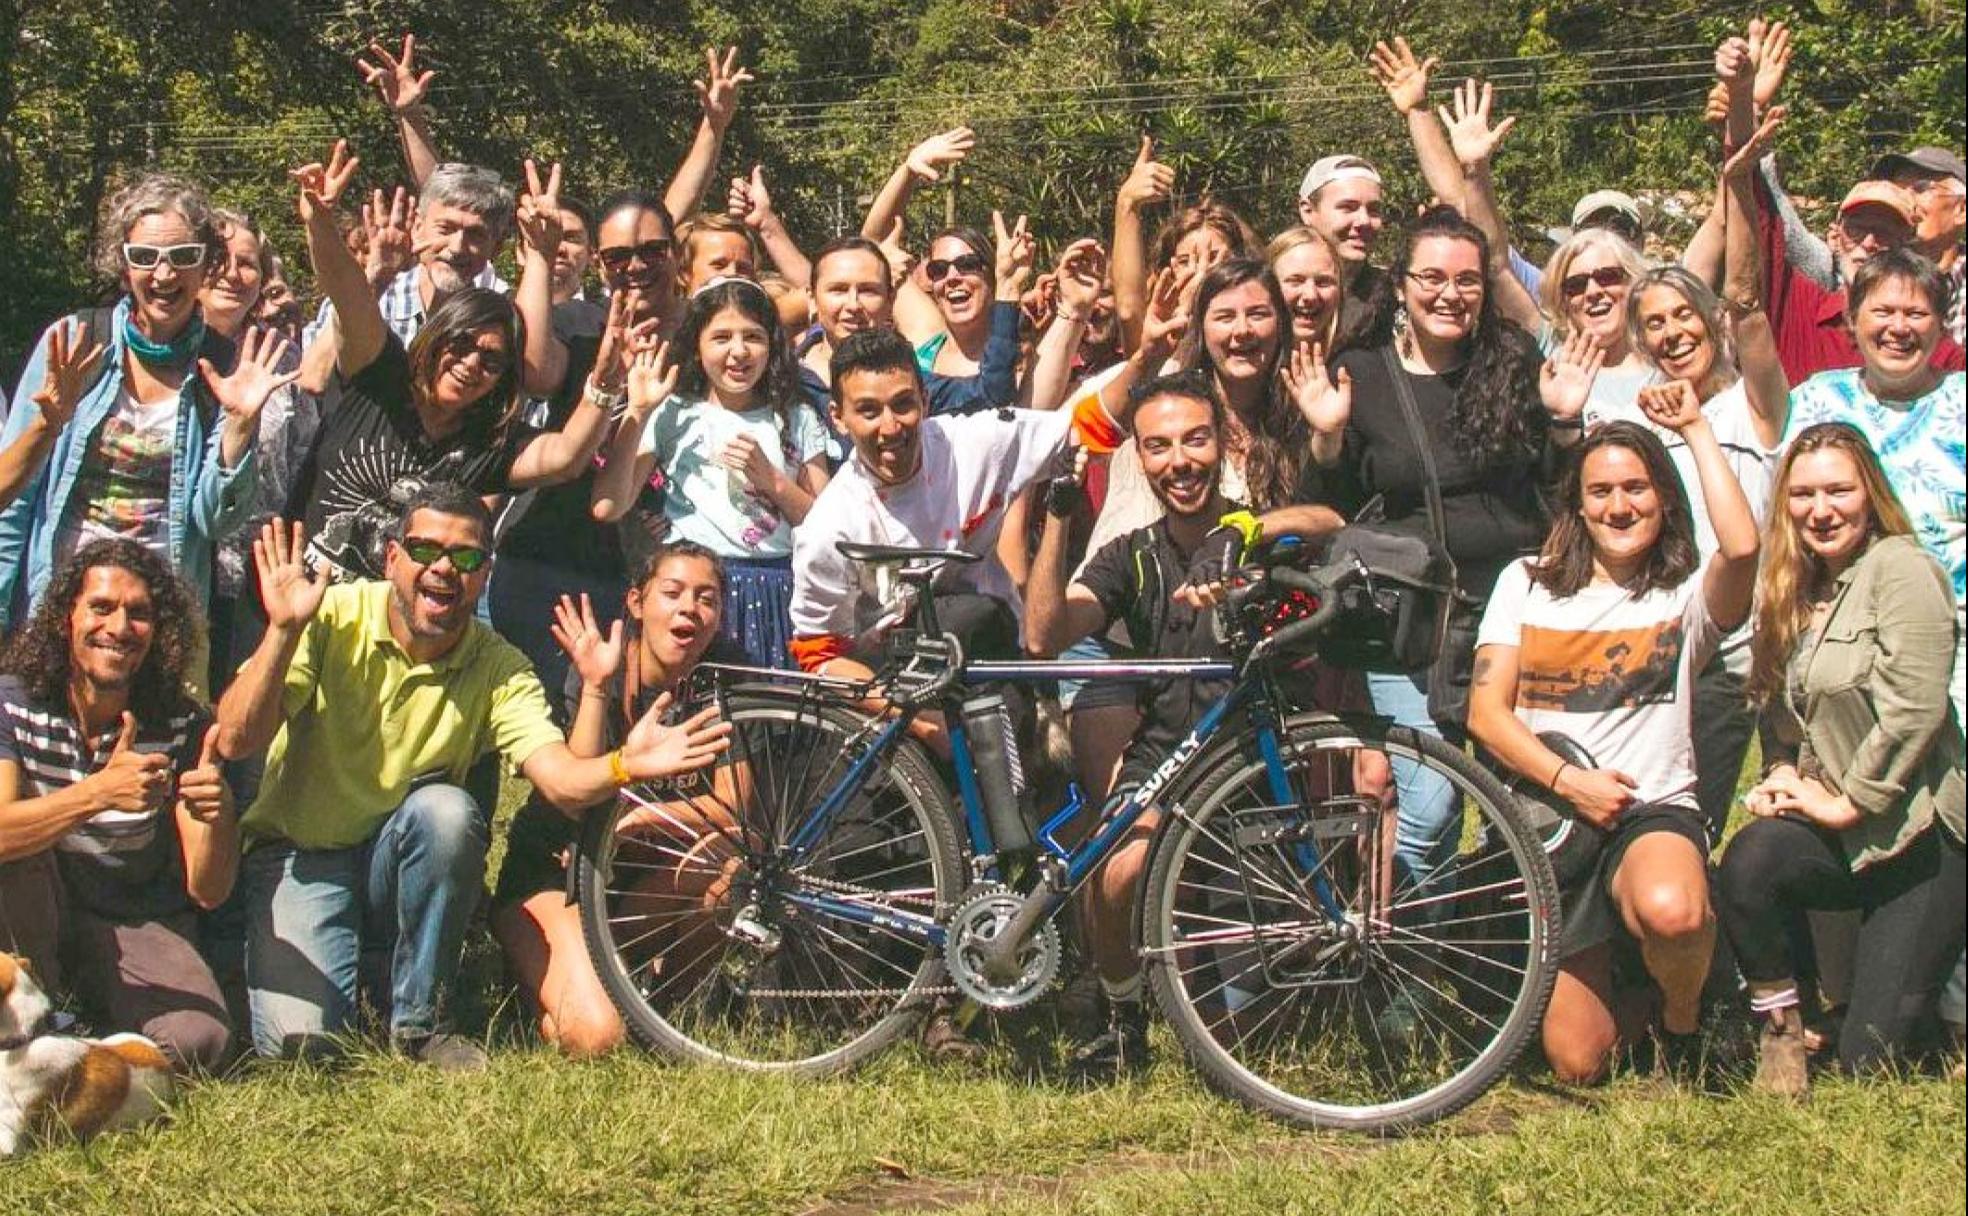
[1332,344,1549,599]
[0,676,207,921]
[293,334,540,580]
[1075,516,1234,788]
[497,333,625,579]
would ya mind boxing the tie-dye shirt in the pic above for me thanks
[1786,370,1966,601]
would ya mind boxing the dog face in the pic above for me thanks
[0,954,53,1052]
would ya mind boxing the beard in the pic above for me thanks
[424,258,475,297]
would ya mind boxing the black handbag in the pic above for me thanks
[1315,347,1460,678]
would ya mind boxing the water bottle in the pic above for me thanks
[960,693,1031,853]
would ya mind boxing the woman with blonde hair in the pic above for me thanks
[1717,422,1964,1097]
[1265,225,1345,352]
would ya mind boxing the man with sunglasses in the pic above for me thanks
[216,484,729,1069]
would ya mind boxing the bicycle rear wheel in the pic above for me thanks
[575,691,965,1075]
[1140,712,1559,1132]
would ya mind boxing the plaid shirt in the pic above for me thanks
[1949,250,1965,347]
[303,262,509,349]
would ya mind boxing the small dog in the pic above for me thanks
[1,953,174,1156]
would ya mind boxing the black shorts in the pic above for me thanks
[493,797,575,907]
[1558,802,1709,961]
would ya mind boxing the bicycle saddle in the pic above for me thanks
[835,541,982,565]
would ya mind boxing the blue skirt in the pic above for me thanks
[720,556,796,670]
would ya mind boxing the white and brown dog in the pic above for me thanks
[1,953,174,1156]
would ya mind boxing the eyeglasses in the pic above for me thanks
[122,243,208,272]
[596,240,674,273]
[442,333,511,377]
[1561,266,1631,298]
[398,537,490,574]
[1404,269,1485,297]
[925,253,990,283]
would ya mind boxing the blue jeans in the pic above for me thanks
[1366,670,1459,885]
[243,784,489,1057]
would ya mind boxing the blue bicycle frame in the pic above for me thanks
[773,654,1346,951]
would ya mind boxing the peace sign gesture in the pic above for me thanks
[1139,265,1198,365]
[992,210,1035,301]
[695,46,754,134]
[291,139,360,224]
[516,158,565,256]
[30,318,107,431]
[357,33,436,115]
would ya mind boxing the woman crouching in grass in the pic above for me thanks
[1467,393,1758,1084]
[491,542,737,1056]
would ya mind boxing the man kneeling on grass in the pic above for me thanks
[214,483,729,1069]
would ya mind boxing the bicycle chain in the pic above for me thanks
[730,872,953,1000]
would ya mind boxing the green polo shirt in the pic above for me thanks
[240,581,564,850]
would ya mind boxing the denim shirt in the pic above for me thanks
[915,301,1022,416]
[0,297,255,626]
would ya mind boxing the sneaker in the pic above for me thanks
[1753,1008,1810,1099]
[1070,999,1150,1078]
[398,1031,489,1072]
[921,1005,986,1064]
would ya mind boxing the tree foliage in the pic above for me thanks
[1,0,1960,380]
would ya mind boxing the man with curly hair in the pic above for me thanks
[0,539,237,1072]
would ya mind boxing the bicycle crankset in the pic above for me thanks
[943,884,1061,1010]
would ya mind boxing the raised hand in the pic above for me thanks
[199,326,299,429]
[1637,379,1707,433]
[357,33,435,115]
[1054,238,1108,318]
[1539,328,1605,421]
[1747,18,1794,110]
[1554,765,1637,829]
[619,694,734,782]
[625,340,678,415]
[1283,341,1352,436]
[694,46,754,134]
[177,726,234,823]
[291,139,359,225]
[516,159,565,256]
[591,288,645,393]
[550,593,626,687]
[30,319,107,431]
[1369,36,1439,115]
[1723,104,1786,180]
[87,713,173,814]
[904,126,975,183]
[1117,134,1175,209]
[1139,265,1197,364]
[253,519,330,630]
[362,186,418,287]
[1438,77,1516,169]
[1715,34,1752,92]
[992,210,1035,300]
[877,217,917,284]
[728,165,774,231]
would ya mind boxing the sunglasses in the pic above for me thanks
[122,242,208,271]
[925,253,990,283]
[1561,266,1631,298]
[398,537,490,574]
[597,240,674,272]
[441,333,512,377]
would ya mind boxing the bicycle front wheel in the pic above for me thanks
[1140,712,1559,1133]
[575,691,965,1075]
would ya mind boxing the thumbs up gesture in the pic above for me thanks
[176,725,235,823]
[87,712,174,813]
[1118,134,1175,210]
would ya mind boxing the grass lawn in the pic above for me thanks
[10,763,1965,1214]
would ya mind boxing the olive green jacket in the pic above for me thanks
[1763,534,1965,870]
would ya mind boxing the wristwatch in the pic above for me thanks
[584,378,625,412]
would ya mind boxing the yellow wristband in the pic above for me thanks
[608,748,633,787]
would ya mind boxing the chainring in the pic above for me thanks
[942,883,1061,1010]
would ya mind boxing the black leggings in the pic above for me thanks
[1716,818,1966,1071]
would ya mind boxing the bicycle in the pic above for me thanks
[574,540,1561,1132]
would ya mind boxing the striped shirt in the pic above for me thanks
[0,675,205,920]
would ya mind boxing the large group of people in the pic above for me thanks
[0,22,1960,1104]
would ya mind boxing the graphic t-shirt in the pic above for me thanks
[637,393,829,557]
[293,335,539,581]
[0,675,207,921]
[55,384,179,566]
[1786,369,1965,601]
[1475,559,1722,811]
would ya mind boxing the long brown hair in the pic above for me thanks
[1748,423,1916,702]
[406,287,527,442]
[1532,421,1698,599]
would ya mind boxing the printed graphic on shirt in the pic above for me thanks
[74,400,176,546]
[308,437,476,580]
[1518,619,1686,714]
